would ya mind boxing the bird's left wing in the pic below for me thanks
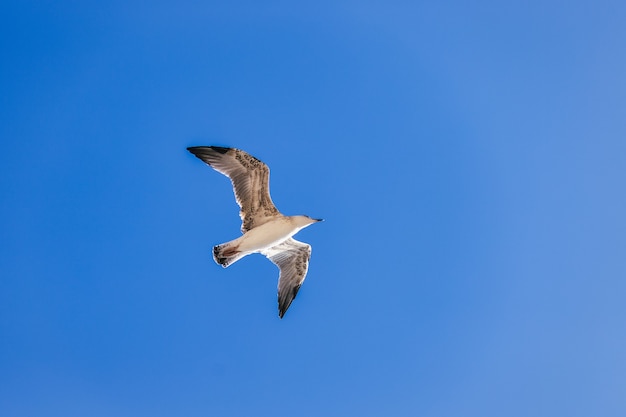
[261,238,312,318]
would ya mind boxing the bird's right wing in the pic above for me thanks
[187,146,280,233]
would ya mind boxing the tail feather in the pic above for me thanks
[213,243,245,267]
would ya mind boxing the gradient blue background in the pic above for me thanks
[1,1,625,416]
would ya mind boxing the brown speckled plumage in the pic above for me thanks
[188,146,279,233]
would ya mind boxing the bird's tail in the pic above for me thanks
[213,242,245,268]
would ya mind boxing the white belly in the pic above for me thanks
[236,218,298,253]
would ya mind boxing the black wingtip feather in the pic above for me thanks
[278,284,302,319]
[187,146,232,156]
[209,146,230,154]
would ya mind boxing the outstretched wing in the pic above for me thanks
[262,238,312,318]
[187,146,280,233]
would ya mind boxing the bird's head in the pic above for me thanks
[293,215,324,228]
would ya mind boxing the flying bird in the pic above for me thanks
[187,146,323,318]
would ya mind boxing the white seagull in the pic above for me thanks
[187,146,323,318]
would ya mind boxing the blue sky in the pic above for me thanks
[1,1,625,416]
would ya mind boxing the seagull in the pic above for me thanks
[187,146,323,318]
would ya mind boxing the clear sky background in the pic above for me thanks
[1,1,625,416]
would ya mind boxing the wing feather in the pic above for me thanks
[187,146,280,232]
[262,238,312,318]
